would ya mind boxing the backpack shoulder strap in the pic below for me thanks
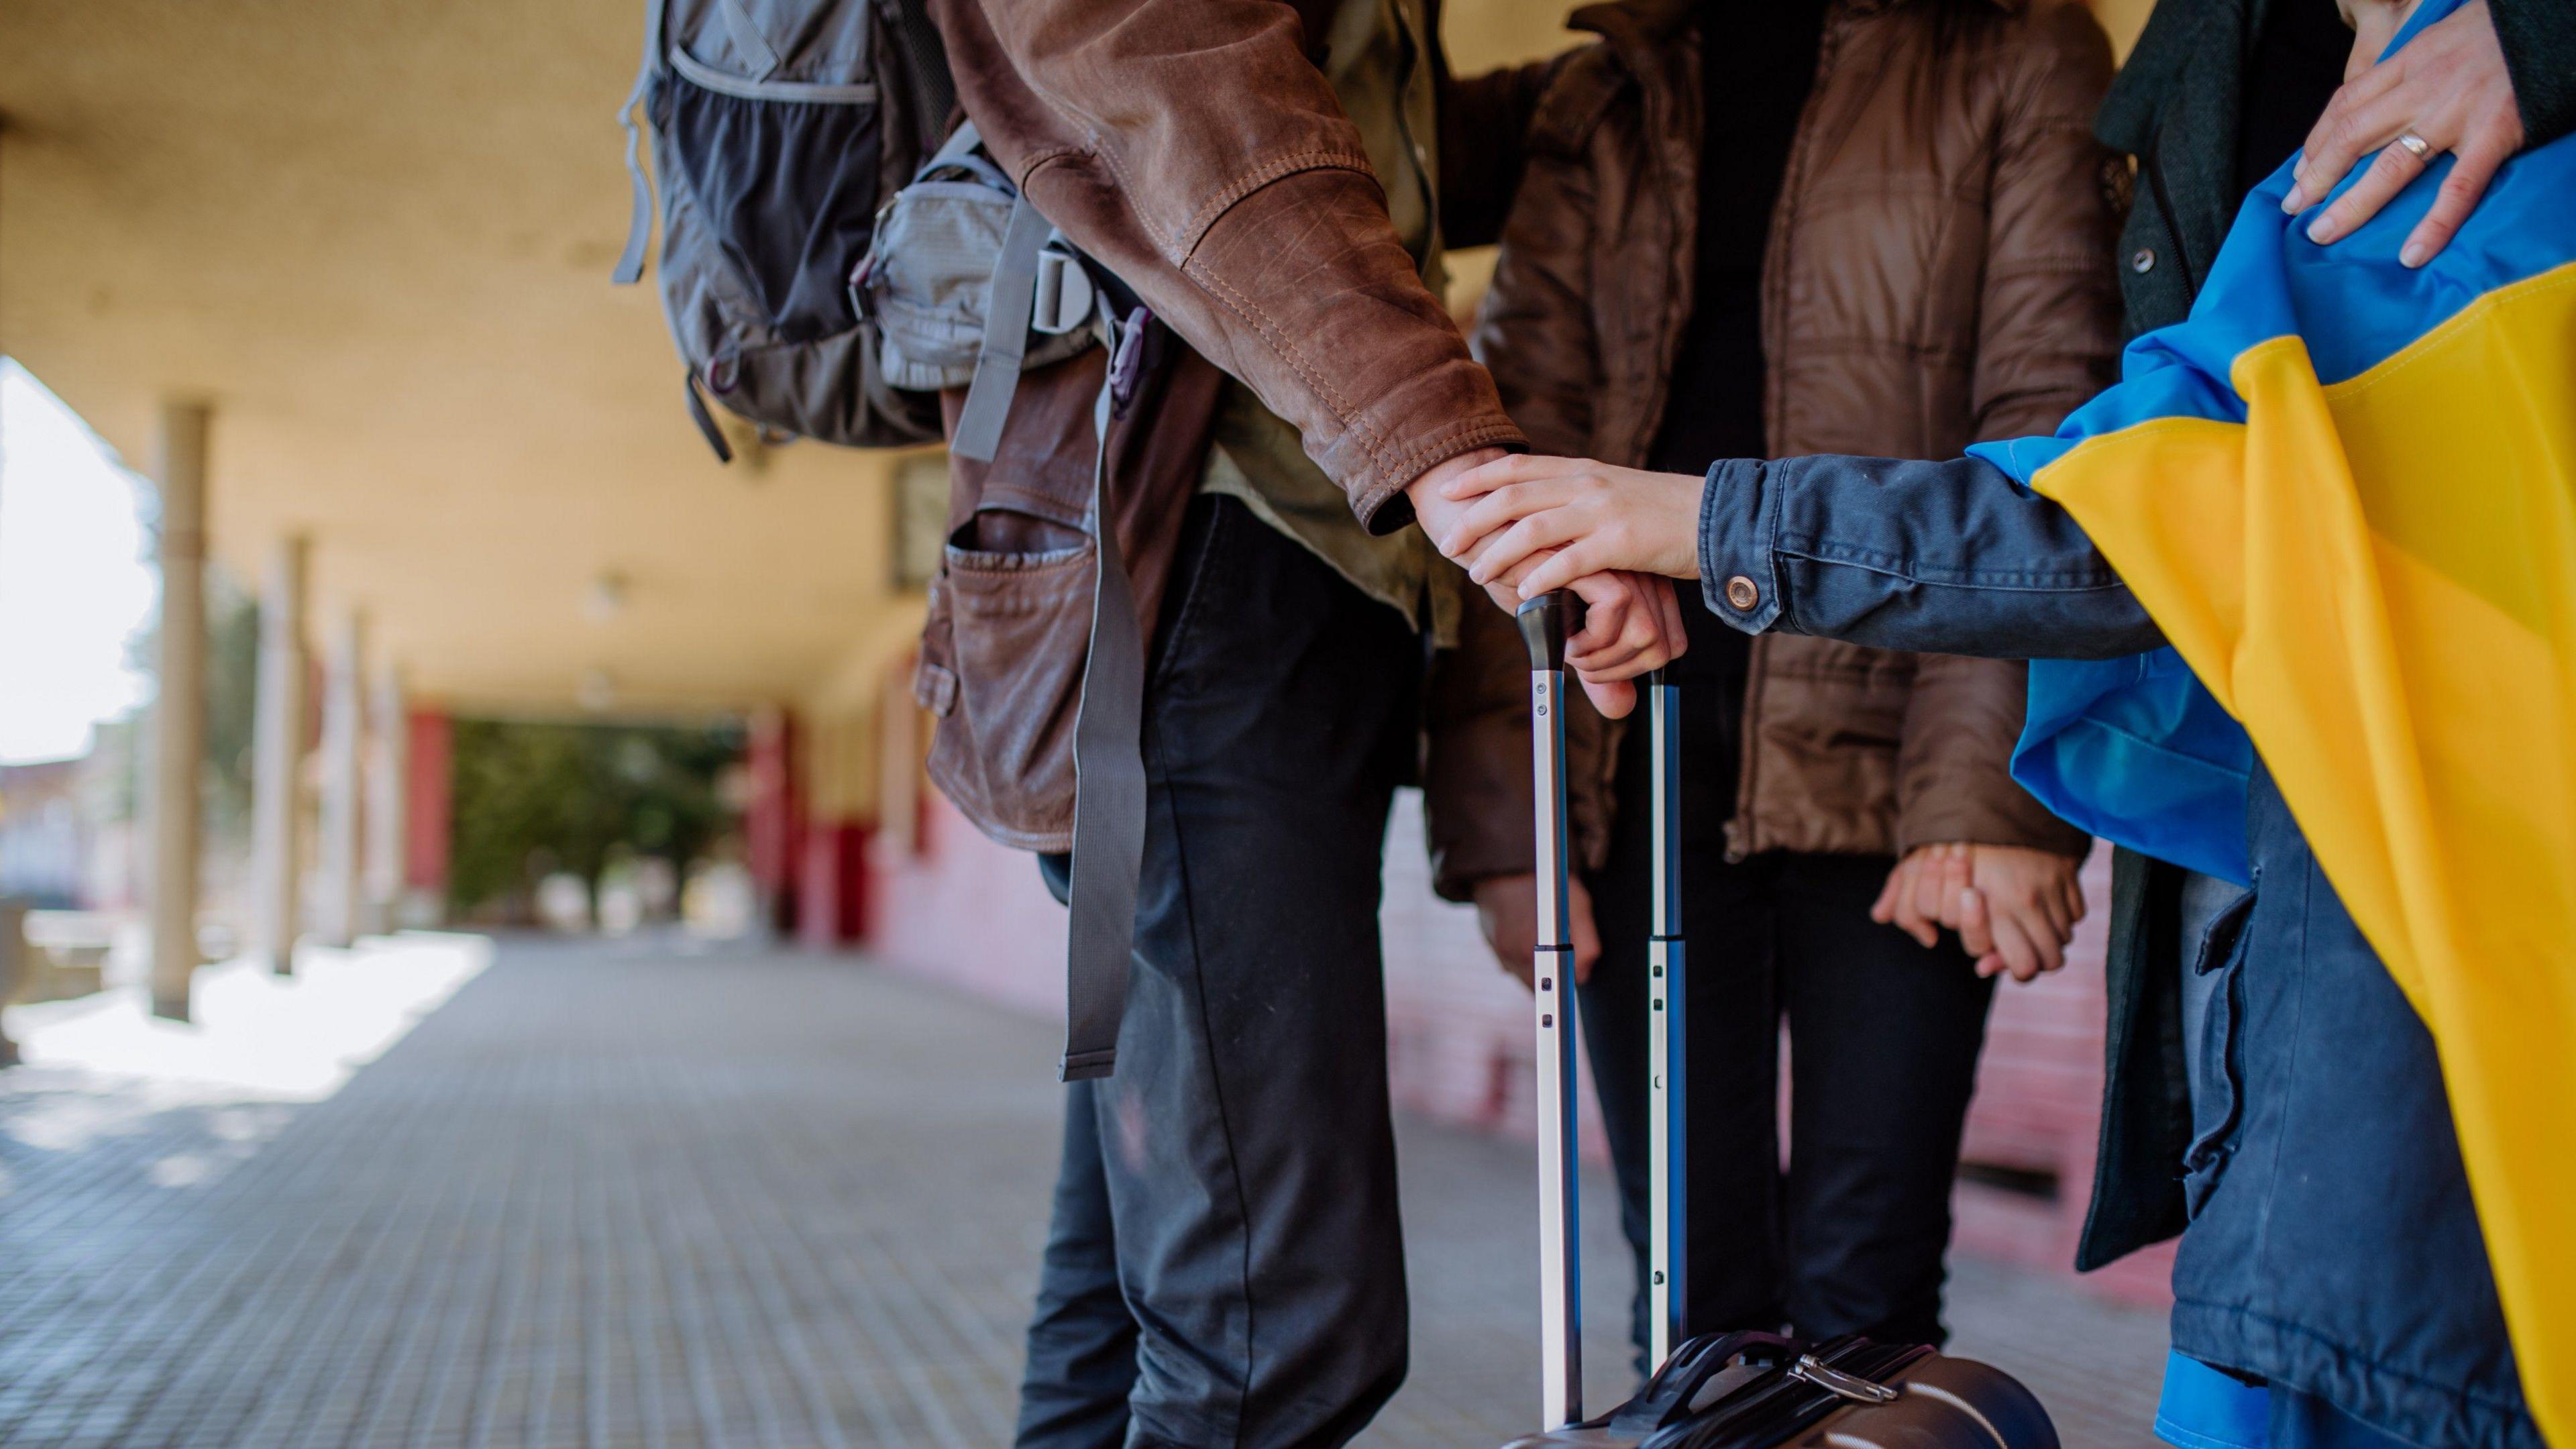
[948,190,1055,462]
[1059,303,1155,1081]
[611,0,667,284]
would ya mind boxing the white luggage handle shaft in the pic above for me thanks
[1646,671,1684,1370]
[1518,595,1582,1431]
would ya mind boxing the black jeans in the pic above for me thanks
[1578,724,1996,1368]
[1016,497,1423,1449]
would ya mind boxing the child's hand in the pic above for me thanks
[1434,455,1705,594]
[1556,571,1689,718]
[1955,844,2087,981]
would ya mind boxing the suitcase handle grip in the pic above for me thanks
[1516,592,1582,672]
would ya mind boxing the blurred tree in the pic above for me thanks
[445,718,743,924]
[114,570,258,841]
[199,575,259,842]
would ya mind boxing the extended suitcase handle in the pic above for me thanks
[1517,594,1584,1430]
[1517,595,1688,1432]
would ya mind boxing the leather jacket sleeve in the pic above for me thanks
[1892,3,2122,858]
[929,0,1526,531]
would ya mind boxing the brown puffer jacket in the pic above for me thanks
[1473,0,2121,864]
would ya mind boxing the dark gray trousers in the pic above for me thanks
[1580,699,1996,1366]
[1015,497,1424,1449]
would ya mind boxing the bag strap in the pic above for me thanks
[612,0,665,285]
[929,148,1144,1075]
[949,191,1053,462]
[930,119,983,166]
[1059,303,1155,1081]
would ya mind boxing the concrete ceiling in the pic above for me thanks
[0,0,913,717]
[0,0,2152,718]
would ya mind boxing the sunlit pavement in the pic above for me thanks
[0,939,2166,1448]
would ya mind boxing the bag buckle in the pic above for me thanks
[1786,1356,1898,1405]
[1107,307,1155,417]
[1032,246,1096,336]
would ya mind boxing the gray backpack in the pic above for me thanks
[612,0,955,458]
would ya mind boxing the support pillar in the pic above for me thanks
[147,402,209,1021]
[364,662,408,934]
[798,822,873,949]
[248,535,309,973]
[745,709,801,938]
[0,900,25,1067]
[316,610,366,949]
[405,710,453,920]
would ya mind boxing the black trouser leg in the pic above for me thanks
[1584,748,1997,1365]
[1578,746,1785,1373]
[1017,1081,1142,1449]
[1774,853,1994,1346]
[1012,498,1421,1449]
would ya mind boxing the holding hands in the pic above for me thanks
[1424,451,2088,979]
[1409,449,1693,718]
[1425,453,1709,717]
[1873,843,2087,981]
[1434,454,1706,594]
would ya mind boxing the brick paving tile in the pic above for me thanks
[0,941,2167,1448]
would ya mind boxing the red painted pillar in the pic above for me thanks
[745,710,802,936]
[798,821,874,949]
[405,710,453,910]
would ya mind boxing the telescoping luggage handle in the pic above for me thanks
[1517,594,1684,1432]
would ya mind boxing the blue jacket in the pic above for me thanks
[1688,449,2535,1446]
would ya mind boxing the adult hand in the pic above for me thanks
[1408,447,1520,612]
[1871,842,1974,949]
[1434,454,1705,590]
[1412,452,1689,719]
[2283,0,2525,267]
[1475,871,1601,988]
[1949,845,2088,983]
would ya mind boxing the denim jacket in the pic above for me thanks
[1692,453,2538,1448]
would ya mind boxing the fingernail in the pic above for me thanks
[2280,186,2303,213]
[2400,240,2427,268]
[2292,156,2306,180]
[2306,215,2339,244]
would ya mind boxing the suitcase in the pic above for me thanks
[1506,594,2060,1449]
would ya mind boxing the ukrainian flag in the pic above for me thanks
[1968,0,2576,1432]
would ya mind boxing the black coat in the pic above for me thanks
[2073,0,2576,1279]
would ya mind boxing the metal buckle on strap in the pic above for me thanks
[1786,1356,1900,1405]
[1031,246,1095,336]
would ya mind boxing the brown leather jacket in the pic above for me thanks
[922,0,1552,896]
[1474,0,2119,864]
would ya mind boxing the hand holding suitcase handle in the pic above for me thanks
[1519,590,1689,1431]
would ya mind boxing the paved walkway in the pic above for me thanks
[0,940,2168,1448]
